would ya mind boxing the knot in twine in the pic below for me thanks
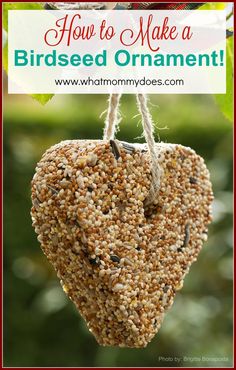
[103,94,161,206]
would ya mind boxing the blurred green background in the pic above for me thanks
[3,88,233,367]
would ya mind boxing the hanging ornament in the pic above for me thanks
[31,94,213,347]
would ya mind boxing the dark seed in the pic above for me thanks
[110,140,121,160]
[183,223,190,248]
[87,186,93,192]
[144,208,152,218]
[177,223,190,251]
[32,198,40,209]
[190,177,197,184]
[120,141,136,153]
[89,257,100,266]
[58,163,65,169]
[136,246,142,251]
[81,245,88,253]
[110,255,120,263]
[46,184,58,195]
[163,284,169,293]
[180,154,186,161]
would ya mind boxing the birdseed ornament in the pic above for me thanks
[31,94,213,348]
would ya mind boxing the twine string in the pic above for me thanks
[136,94,161,205]
[103,94,122,141]
[103,93,161,206]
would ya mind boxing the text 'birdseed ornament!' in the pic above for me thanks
[31,93,213,347]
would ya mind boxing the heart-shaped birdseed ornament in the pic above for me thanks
[31,139,213,348]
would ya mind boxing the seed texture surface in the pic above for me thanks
[31,140,213,347]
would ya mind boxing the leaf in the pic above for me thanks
[3,43,8,73]
[198,2,233,122]
[199,3,226,10]
[214,37,233,122]
[31,94,54,105]
[3,2,55,105]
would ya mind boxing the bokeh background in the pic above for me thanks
[3,87,233,367]
[2,3,234,364]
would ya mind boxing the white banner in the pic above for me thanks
[8,10,226,94]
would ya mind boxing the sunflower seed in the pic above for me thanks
[110,140,121,160]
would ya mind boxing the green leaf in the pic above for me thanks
[31,94,54,105]
[214,37,233,122]
[3,2,55,105]
[3,43,8,73]
[199,3,226,10]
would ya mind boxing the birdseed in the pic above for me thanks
[31,140,213,348]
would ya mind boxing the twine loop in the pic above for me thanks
[103,94,161,206]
